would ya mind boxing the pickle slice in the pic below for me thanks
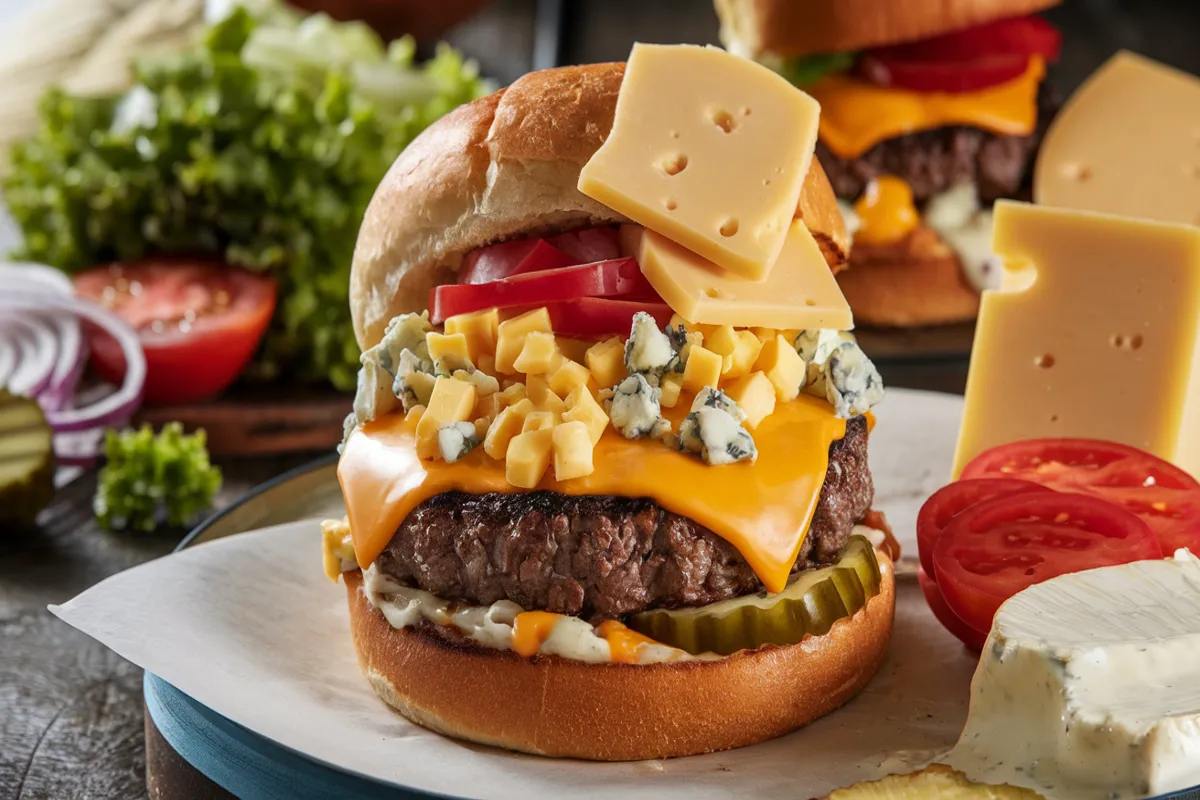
[628,535,881,656]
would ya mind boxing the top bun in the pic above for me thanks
[716,0,1061,60]
[350,62,849,351]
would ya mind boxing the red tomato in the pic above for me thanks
[459,239,573,285]
[961,438,1200,559]
[916,478,1052,576]
[860,15,1061,93]
[918,568,988,652]
[431,258,647,324]
[549,228,621,264]
[541,298,673,338]
[74,260,276,406]
[932,492,1162,633]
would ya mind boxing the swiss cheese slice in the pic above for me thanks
[953,201,1200,477]
[578,43,820,281]
[620,221,853,329]
[1035,52,1200,227]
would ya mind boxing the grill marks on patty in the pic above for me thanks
[373,418,872,620]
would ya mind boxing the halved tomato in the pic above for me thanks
[961,438,1200,559]
[918,568,987,652]
[74,259,277,405]
[932,492,1162,633]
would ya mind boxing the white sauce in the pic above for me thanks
[922,184,1000,293]
[945,550,1200,799]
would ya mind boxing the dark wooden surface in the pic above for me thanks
[3,0,1199,797]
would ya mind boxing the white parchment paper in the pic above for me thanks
[50,389,975,799]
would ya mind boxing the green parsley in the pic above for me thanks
[780,52,859,87]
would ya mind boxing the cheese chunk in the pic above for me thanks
[553,421,595,481]
[506,428,553,489]
[1035,52,1200,227]
[946,552,1200,799]
[563,387,609,445]
[578,43,819,280]
[495,308,552,374]
[953,201,1200,477]
[584,337,626,390]
[414,376,477,460]
[444,308,499,362]
[623,223,853,330]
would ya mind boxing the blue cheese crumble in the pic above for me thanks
[678,387,756,465]
[822,342,885,418]
[437,421,481,463]
[624,312,677,384]
[608,374,670,439]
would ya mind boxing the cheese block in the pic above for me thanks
[953,201,1200,477]
[621,222,854,329]
[578,43,820,280]
[1035,51,1200,227]
[945,552,1200,799]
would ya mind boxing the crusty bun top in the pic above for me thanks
[350,62,849,351]
[716,0,1061,60]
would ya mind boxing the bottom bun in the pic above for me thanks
[344,552,896,761]
[836,225,980,327]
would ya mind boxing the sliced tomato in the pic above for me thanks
[459,239,574,285]
[932,492,1162,633]
[549,228,621,265]
[916,478,1052,576]
[918,568,987,652]
[541,298,673,339]
[859,15,1061,93]
[431,258,648,324]
[961,438,1200,558]
[74,259,276,405]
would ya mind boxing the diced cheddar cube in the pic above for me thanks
[564,387,609,444]
[473,418,491,441]
[522,410,562,432]
[549,359,592,398]
[498,383,527,407]
[669,314,715,339]
[473,392,501,422]
[484,400,534,459]
[444,308,499,362]
[513,331,562,375]
[527,375,566,413]
[705,325,739,357]
[405,404,425,423]
[754,334,806,402]
[553,421,595,481]
[426,332,471,370]
[506,428,554,489]
[477,354,496,376]
[751,327,777,342]
[726,371,777,428]
[495,308,553,373]
[659,373,683,408]
[721,354,734,374]
[681,345,722,393]
[415,376,477,459]
[406,371,436,407]
[723,330,764,380]
[585,337,627,390]
[556,337,591,365]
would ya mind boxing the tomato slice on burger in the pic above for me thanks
[916,478,1052,576]
[961,438,1200,559]
[542,297,673,338]
[918,568,988,652]
[548,228,621,265]
[932,492,1162,633]
[459,239,574,285]
[74,260,276,406]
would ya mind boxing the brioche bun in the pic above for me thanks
[836,225,981,327]
[343,551,895,761]
[349,62,849,351]
[716,0,1061,60]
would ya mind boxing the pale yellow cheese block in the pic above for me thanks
[953,201,1200,478]
[619,221,853,329]
[578,42,820,280]
[1034,51,1200,227]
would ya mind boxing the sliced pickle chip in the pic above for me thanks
[628,535,881,656]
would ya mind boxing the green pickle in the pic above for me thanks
[628,535,881,656]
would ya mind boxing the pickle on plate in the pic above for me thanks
[628,535,881,656]
[0,390,55,527]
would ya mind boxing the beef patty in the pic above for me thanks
[818,82,1060,203]
[373,417,872,620]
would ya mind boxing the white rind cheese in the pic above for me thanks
[946,551,1200,800]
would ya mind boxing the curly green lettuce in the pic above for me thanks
[94,423,223,533]
[3,4,492,390]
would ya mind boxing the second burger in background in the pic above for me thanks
[715,0,1062,327]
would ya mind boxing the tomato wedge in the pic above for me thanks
[932,492,1162,633]
[918,568,988,652]
[431,258,648,324]
[961,438,1200,559]
[459,239,574,285]
[541,298,673,338]
[916,478,1052,576]
[74,260,276,406]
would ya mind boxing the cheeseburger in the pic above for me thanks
[716,0,1063,326]
[326,52,895,761]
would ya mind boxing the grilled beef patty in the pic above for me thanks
[373,418,872,620]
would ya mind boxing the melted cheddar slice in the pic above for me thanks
[338,394,847,593]
[810,58,1045,160]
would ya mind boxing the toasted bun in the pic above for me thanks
[837,226,980,327]
[343,553,894,761]
[350,62,849,350]
[716,0,1061,60]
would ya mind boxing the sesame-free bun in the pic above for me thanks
[349,62,849,351]
[342,552,895,761]
[715,0,1061,60]
[835,225,981,327]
